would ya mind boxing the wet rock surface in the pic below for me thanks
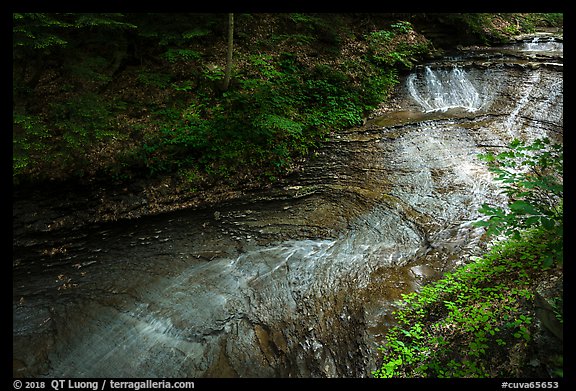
[13,37,562,378]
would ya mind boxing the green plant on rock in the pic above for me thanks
[373,229,555,378]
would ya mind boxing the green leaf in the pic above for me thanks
[509,200,539,215]
[540,217,555,230]
[524,216,540,226]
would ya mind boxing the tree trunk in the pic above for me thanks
[221,13,234,91]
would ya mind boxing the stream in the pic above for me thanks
[13,34,563,378]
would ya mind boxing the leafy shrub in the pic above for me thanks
[13,113,51,181]
[164,48,202,63]
[365,22,431,69]
[373,227,560,378]
[13,92,122,183]
[474,138,563,266]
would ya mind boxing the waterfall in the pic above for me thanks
[406,66,484,113]
[522,37,563,52]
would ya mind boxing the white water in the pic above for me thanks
[47,117,504,377]
[521,37,563,52]
[406,66,489,113]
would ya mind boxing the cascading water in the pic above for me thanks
[521,36,563,53]
[406,66,487,113]
[13,35,563,378]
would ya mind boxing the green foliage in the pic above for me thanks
[13,13,432,187]
[286,13,342,47]
[390,21,414,34]
[13,13,135,50]
[13,14,69,50]
[373,227,560,378]
[164,48,202,63]
[139,40,402,182]
[13,92,124,183]
[365,22,431,69]
[137,71,172,88]
[50,92,117,142]
[13,113,51,180]
[202,65,225,83]
[288,13,319,25]
[363,70,399,107]
[255,114,303,136]
[67,55,112,83]
[247,54,284,80]
[272,33,315,46]
[442,13,562,44]
[181,28,211,40]
[538,13,563,26]
[474,138,563,265]
[130,13,219,47]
